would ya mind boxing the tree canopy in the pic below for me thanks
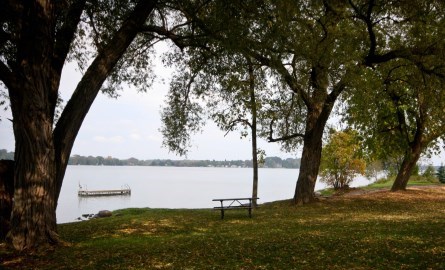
[344,0,445,190]
[160,0,368,204]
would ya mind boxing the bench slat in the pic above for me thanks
[214,206,251,210]
[212,197,258,201]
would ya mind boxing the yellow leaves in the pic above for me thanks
[118,228,138,235]
[321,130,367,188]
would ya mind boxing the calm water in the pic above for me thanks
[57,166,370,223]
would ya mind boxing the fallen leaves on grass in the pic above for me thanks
[1,186,445,269]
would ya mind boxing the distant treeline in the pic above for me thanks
[0,149,14,160]
[68,155,301,168]
[0,149,300,168]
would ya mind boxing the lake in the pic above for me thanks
[57,166,371,223]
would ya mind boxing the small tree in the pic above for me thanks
[320,130,366,190]
[422,165,437,182]
[436,164,445,184]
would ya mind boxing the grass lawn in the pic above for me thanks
[1,185,445,269]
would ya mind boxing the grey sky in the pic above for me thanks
[0,47,290,161]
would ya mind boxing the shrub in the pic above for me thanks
[422,165,438,183]
[436,165,445,184]
[320,130,366,190]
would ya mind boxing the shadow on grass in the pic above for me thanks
[1,186,445,269]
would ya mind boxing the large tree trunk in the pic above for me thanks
[3,0,158,251]
[8,78,60,250]
[391,145,422,192]
[293,109,328,205]
[293,65,340,205]
[8,104,59,250]
[0,160,14,240]
[6,0,60,250]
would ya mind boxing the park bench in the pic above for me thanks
[212,197,259,219]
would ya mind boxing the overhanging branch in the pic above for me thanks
[267,119,305,143]
[0,60,12,90]
[0,28,11,48]
[141,25,205,50]
[53,0,158,201]
[268,133,305,143]
[53,0,86,74]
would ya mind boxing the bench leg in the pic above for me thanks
[220,209,224,219]
[248,207,252,218]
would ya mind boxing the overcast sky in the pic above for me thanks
[1,43,444,164]
[0,45,292,161]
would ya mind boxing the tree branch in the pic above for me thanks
[53,0,86,75]
[267,119,305,143]
[0,60,12,90]
[0,28,11,48]
[350,0,444,69]
[235,118,253,129]
[223,118,252,137]
[268,133,305,143]
[379,125,401,134]
[246,50,311,108]
[349,0,379,66]
[141,25,188,50]
[327,77,346,104]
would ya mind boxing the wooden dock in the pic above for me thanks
[78,186,131,197]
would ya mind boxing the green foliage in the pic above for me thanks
[436,165,445,184]
[344,1,445,178]
[0,149,14,160]
[320,129,367,189]
[412,164,420,176]
[257,148,266,166]
[365,175,440,190]
[160,37,270,156]
[422,165,437,182]
[161,0,366,156]
[160,73,205,156]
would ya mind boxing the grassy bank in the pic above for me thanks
[1,185,445,269]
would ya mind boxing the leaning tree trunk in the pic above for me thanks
[293,115,326,205]
[293,65,339,205]
[391,116,425,192]
[52,0,158,207]
[391,145,422,192]
[293,100,334,205]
